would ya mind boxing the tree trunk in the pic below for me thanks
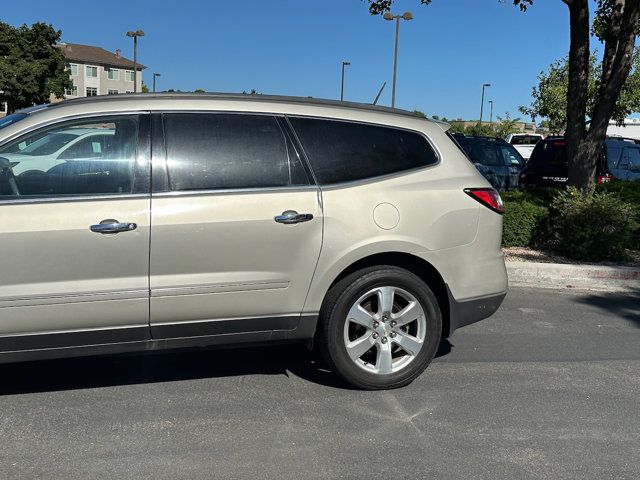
[566,0,640,189]
[564,0,592,188]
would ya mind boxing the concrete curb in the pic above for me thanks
[506,261,640,293]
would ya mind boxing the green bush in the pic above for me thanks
[550,188,638,261]
[502,200,549,247]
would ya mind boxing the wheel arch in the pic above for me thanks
[317,252,451,340]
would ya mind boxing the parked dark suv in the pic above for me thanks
[452,135,523,191]
[519,137,640,187]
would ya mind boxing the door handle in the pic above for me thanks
[274,210,313,224]
[90,219,137,234]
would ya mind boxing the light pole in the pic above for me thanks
[153,72,161,93]
[126,30,145,93]
[479,83,491,125]
[340,61,351,101]
[488,100,494,127]
[383,11,413,109]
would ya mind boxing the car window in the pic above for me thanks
[0,116,138,198]
[499,145,523,166]
[469,144,504,166]
[289,117,438,185]
[58,134,111,160]
[529,141,568,167]
[606,145,624,168]
[162,113,308,191]
[509,135,542,145]
[627,148,640,172]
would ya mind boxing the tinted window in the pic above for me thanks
[0,116,138,198]
[289,117,437,185]
[468,144,503,166]
[509,135,542,145]
[528,140,568,168]
[605,145,624,168]
[163,114,307,191]
[627,148,640,172]
[499,145,523,166]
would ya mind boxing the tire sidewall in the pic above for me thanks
[323,267,442,389]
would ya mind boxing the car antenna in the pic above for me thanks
[372,82,387,106]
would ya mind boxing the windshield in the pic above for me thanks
[0,113,27,130]
[510,135,542,146]
[13,132,78,156]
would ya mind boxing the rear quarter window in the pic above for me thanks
[289,117,438,185]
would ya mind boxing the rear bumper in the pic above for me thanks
[446,286,507,337]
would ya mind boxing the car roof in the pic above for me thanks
[454,135,509,144]
[19,92,443,124]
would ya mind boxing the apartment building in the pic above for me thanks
[56,43,145,98]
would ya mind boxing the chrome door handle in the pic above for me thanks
[90,219,137,234]
[274,210,314,224]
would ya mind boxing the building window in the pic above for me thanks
[68,63,79,76]
[86,65,98,78]
[65,86,78,96]
[108,89,119,95]
[107,68,120,80]
[125,91,133,94]
[86,87,98,97]
[125,70,135,82]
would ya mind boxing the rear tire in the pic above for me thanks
[316,266,442,390]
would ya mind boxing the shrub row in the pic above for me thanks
[501,181,640,262]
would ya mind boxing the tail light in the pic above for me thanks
[464,188,504,214]
[597,173,612,184]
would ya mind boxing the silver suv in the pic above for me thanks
[0,94,507,389]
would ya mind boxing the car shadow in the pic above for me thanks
[0,339,455,396]
[574,291,640,328]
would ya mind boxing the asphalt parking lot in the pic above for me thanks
[0,287,639,480]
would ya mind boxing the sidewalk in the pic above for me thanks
[506,261,640,293]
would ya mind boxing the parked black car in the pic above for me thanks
[452,134,523,191]
[519,136,640,187]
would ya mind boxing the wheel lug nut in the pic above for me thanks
[390,332,396,338]
[382,315,389,321]
[390,321,397,328]
[373,321,379,328]
[381,337,388,344]
[372,333,379,339]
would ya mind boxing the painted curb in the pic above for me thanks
[506,261,640,293]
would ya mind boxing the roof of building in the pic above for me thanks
[56,43,146,70]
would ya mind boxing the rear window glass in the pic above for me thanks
[529,141,568,167]
[290,117,438,185]
[509,135,542,146]
[605,145,624,168]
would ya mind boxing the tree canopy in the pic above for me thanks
[520,49,640,133]
[0,22,71,112]
[367,0,640,188]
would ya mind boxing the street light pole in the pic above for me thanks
[153,72,161,93]
[126,30,145,93]
[488,100,494,127]
[340,61,351,101]
[383,11,413,109]
[479,83,491,125]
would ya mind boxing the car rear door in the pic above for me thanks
[148,113,322,339]
[0,114,151,351]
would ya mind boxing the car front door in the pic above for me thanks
[0,114,151,352]
[149,113,322,339]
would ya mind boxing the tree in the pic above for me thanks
[194,88,205,93]
[0,22,71,112]
[141,82,150,93]
[367,0,640,189]
[520,49,640,134]
[413,109,427,118]
[494,113,521,138]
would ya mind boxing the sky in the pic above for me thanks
[2,0,587,121]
